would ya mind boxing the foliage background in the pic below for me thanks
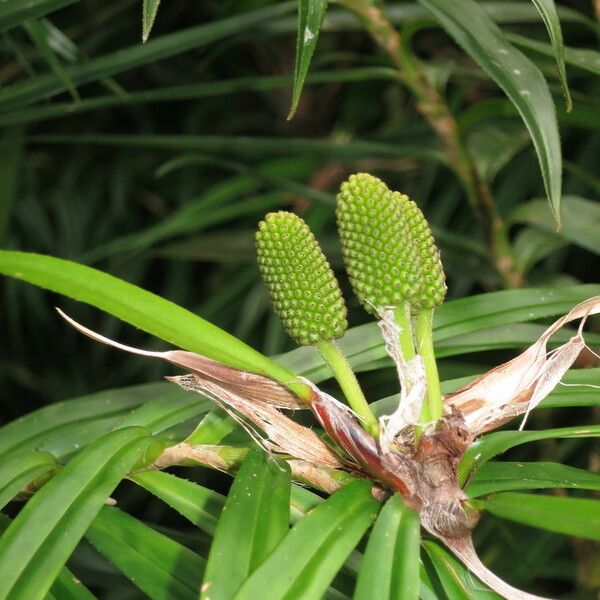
[0,0,599,598]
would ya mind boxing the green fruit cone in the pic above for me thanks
[395,192,447,310]
[256,211,348,346]
[336,173,423,314]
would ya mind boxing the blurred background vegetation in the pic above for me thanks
[0,0,599,596]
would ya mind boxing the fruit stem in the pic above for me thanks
[393,303,416,361]
[316,340,380,438]
[415,308,443,423]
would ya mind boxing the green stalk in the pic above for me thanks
[415,309,443,423]
[316,340,380,438]
[393,303,416,361]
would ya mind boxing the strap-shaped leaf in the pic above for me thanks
[85,505,205,600]
[0,383,175,460]
[354,494,420,600]
[289,0,328,119]
[0,3,296,112]
[0,514,96,600]
[0,251,307,398]
[23,19,79,102]
[467,461,600,497]
[130,470,225,536]
[279,284,600,381]
[201,449,291,600]
[484,492,600,541]
[528,0,571,111]
[0,451,57,510]
[0,0,78,32]
[235,480,379,600]
[417,0,562,225]
[459,425,600,484]
[509,196,600,256]
[423,541,500,599]
[142,0,161,42]
[0,427,156,600]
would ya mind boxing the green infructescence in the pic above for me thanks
[256,211,379,437]
[336,173,446,424]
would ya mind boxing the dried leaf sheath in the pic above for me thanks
[56,308,306,410]
[445,295,600,435]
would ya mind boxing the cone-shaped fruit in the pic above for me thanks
[336,173,423,314]
[256,211,348,346]
[394,192,447,310]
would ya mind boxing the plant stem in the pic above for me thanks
[316,339,380,438]
[415,308,443,423]
[393,302,416,361]
[336,0,522,289]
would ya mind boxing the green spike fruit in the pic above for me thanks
[256,211,348,346]
[394,192,447,310]
[336,173,423,314]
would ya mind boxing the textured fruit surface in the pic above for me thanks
[256,211,347,346]
[336,173,423,314]
[396,192,447,309]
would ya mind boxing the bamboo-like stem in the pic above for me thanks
[415,308,443,423]
[393,302,416,361]
[336,0,522,288]
[316,339,380,438]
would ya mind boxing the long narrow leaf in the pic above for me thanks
[0,451,57,510]
[417,0,562,225]
[467,461,600,497]
[130,470,225,536]
[235,480,379,600]
[459,425,600,484]
[0,427,156,600]
[484,492,600,541]
[354,494,420,600]
[86,505,205,600]
[289,0,328,119]
[201,449,291,600]
[142,0,161,42]
[423,541,500,599]
[0,251,304,393]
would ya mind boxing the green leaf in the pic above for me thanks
[185,409,236,445]
[278,285,600,382]
[23,19,79,102]
[459,425,600,484]
[0,251,307,398]
[509,196,600,256]
[142,0,161,42]
[0,427,155,600]
[528,0,571,110]
[0,3,296,112]
[130,470,225,536]
[201,449,291,600]
[354,494,420,600]
[0,0,79,33]
[235,480,379,600]
[289,0,328,119]
[0,451,57,510]
[509,33,600,78]
[467,461,600,497]
[484,492,600,541]
[0,382,174,459]
[86,505,205,600]
[417,0,562,225]
[0,514,96,600]
[423,541,500,599]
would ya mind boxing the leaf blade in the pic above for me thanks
[354,494,420,600]
[417,0,562,225]
[289,0,328,119]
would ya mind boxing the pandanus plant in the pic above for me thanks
[50,174,599,600]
